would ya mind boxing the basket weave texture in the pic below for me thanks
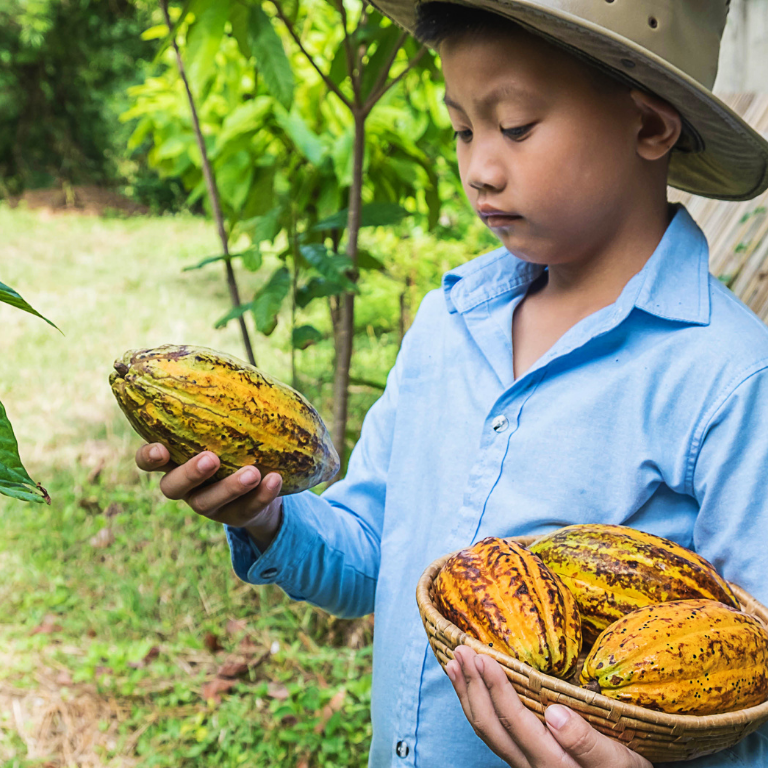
[416,535,768,763]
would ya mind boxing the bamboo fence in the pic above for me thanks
[669,93,768,321]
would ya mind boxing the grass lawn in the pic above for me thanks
[0,204,378,767]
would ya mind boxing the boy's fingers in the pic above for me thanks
[545,705,652,768]
[478,654,570,767]
[158,451,221,500]
[192,471,283,527]
[453,647,529,768]
[135,442,176,472]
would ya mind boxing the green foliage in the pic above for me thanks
[0,280,61,332]
[0,0,158,194]
[122,0,462,348]
[0,281,58,504]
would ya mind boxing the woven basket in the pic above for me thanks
[416,535,768,763]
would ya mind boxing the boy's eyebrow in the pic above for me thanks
[443,83,539,112]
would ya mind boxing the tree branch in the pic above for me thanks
[159,0,256,366]
[363,44,427,115]
[336,0,358,102]
[270,0,353,110]
[363,31,406,112]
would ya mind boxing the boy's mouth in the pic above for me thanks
[477,205,522,228]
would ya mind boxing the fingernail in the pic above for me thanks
[149,446,163,461]
[265,475,281,492]
[198,454,216,472]
[474,655,485,674]
[445,662,455,681]
[545,705,570,730]
[240,468,258,486]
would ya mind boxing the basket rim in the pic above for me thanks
[417,534,768,731]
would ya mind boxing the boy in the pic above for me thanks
[136,0,768,765]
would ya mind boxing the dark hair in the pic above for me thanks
[414,1,524,46]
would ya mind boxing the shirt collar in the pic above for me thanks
[441,203,711,326]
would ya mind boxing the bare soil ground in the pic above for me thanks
[7,186,149,217]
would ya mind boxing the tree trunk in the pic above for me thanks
[330,110,366,469]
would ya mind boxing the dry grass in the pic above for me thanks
[0,674,135,768]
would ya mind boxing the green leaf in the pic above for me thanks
[332,128,355,187]
[182,253,228,272]
[141,24,170,41]
[241,246,263,272]
[249,5,294,111]
[241,163,276,219]
[251,267,291,335]
[295,276,344,308]
[300,243,355,291]
[360,25,403,102]
[215,150,254,212]
[292,324,324,350]
[151,0,197,65]
[238,206,283,245]
[0,400,50,504]
[185,0,230,93]
[348,375,386,390]
[357,249,386,271]
[274,109,326,166]
[0,281,61,332]
[183,248,261,273]
[229,2,251,58]
[214,302,250,330]
[312,202,410,231]
[213,97,273,153]
[328,43,348,87]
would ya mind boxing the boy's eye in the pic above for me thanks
[502,123,534,140]
[453,129,473,142]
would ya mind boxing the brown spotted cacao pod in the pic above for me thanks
[580,598,768,715]
[529,524,739,644]
[433,537,582,678]
[109,344,339,495]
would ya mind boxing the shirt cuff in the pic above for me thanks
[224,492,321,598]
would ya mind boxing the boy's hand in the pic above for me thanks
[135,442,283,551]
[446,645,652,768]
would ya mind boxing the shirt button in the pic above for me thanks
[492,415,509,432]
[261,567,278,578]
[396,741,409,758]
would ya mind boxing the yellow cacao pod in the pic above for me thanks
[529,524,739,644]
[580,599,768,715]
[109,344,339,495]
[434,537,582,678]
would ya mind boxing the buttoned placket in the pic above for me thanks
[389,265,649,765]
[390,364,553,765]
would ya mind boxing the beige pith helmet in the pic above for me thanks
[368,0,768,201]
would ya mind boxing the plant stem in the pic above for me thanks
[160,0,256,366]
[330,109,365,468]
[290,207,298,390]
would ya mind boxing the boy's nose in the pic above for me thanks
[466,143,507,193]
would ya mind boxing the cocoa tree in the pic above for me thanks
[127,0,454,468]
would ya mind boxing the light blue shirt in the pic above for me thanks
[226,203,768,767]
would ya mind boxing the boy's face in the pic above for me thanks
[440,27,661,266]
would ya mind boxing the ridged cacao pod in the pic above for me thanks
[433,537,582,678]
[529,524,739,644]
[580,599,768,715]
[109,344,339,495]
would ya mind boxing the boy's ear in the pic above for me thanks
[629,89,683,162]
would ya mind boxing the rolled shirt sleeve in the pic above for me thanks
[223,320,411,619]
